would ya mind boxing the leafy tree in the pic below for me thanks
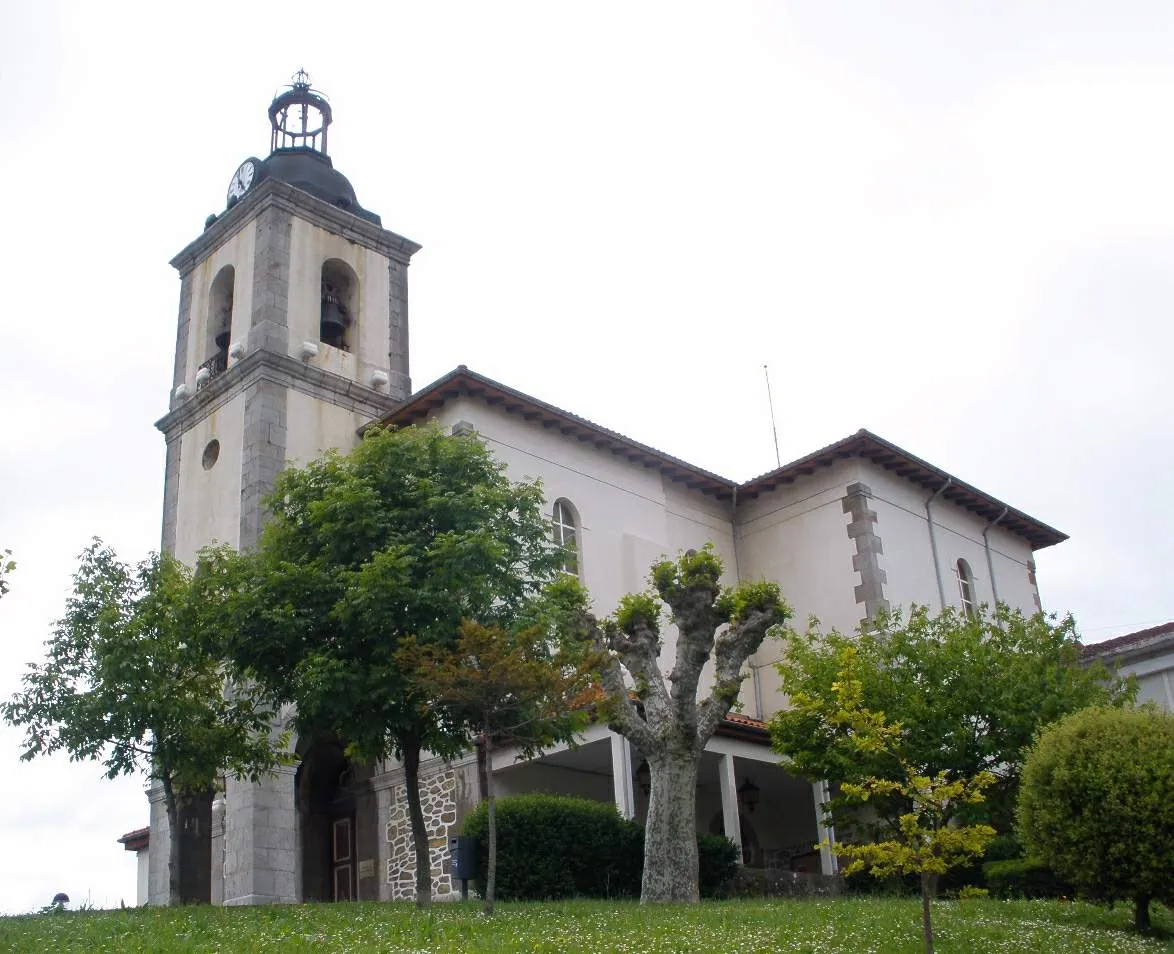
[571,546,790,902]
[1,541,285,905]
[0,548,14,600]
[770,605,1130,841]
[803,646,996,954]
[1017,705,1174,931]
[395,618,600,913]
[202,423,561,908]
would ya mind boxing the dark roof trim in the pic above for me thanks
[369,366,1068,550]
[739,430,1068,549]
[368,366,737,499]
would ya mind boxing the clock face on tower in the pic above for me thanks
[227,159,258,203]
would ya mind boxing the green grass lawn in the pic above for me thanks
[1,898,1170,953]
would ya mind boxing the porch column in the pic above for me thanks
[813,779,837,875]
[717,754,743,861]
[609,732,635,819]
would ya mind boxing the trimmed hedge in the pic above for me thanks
[461,794,738,900]
[983,858,1073,899]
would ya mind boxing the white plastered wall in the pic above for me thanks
[174,392,246,565]
[735,459,863,719]
[864,467,1040,617]
[421,399,739,692]
[286,217,392,388]
[183,225,257,385]
[284,390,368,468]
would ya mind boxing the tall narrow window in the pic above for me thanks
[955,559,976,617]
[551,499,579,576]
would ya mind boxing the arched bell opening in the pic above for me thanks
[201,265,235,379]
[320,259,358,353]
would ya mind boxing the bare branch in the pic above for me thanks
[695,607,777,746]
[585,616,657,753]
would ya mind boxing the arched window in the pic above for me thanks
[202,265,235,378]
[551,499,579,576]
[320,259,358,352]
[955,559,976,617]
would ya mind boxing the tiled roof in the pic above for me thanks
[1082,621,1174,660]
[369,366,1067,550]
[118,827,150,852]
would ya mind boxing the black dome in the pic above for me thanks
[260,149,381,224]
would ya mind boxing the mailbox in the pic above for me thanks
[449,835,478,882]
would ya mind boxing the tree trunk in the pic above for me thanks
[1134,895,1151,931]
[920,871,935,954]
[402,741,432,909]
[476,736,489,803]
[641,752,700,903]
[483,715,496,916]
[161,775,181,907]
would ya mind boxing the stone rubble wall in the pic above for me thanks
[383,768,459,900]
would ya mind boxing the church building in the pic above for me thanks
[133,74,1067,906]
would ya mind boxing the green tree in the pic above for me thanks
[1017,705,1174,931]
[770,605,1130,841]
[395,618,600,914]
[571,546,790,903]
[0,548,14,600]
[202,423,561,908]
[1,541,285,905]
[803,645,996,954]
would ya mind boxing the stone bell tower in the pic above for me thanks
[149,72,420,905]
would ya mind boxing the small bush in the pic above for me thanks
[462,794,642,900]
[462,794,739,900]
[984,858,1072,899]
[697,833,740,897]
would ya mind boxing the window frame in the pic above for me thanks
[551,498,580,577]
[955,558,976,617]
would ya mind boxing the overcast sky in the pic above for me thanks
[1,0,1171,914]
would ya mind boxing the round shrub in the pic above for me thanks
[1017,706,1174,929]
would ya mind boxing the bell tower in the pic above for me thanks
[157,71,420,564]
[150,73,420,906]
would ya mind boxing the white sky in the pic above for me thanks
[1,0,1171,914]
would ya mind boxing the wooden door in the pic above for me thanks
[331,816,354,901]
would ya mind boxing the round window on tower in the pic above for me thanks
[202,439,221,471]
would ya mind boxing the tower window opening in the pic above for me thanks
[320,260,357,352]
[552,499,580,576]
[201,265,235,381]
[955,558,976,617]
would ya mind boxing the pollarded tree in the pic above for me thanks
[201,423,563,908]
[1017,705,1174,931]
[574,546,790,903]
[1,541,286,905]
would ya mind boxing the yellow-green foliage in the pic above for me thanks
[817,648,997,882]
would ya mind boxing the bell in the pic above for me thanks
[320,299,347,346]
[214,308,231,351]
